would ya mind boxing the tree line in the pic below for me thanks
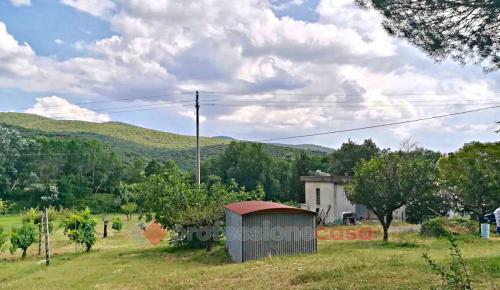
[1,125,498,244]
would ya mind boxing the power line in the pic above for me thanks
[257,105,500,142]
[202,102,500,108]
[197,90,500,98]
[48,103,193,119]
[199,98,500,104]
[32,100,194,119]
[8,92,192,112]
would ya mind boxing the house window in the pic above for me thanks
[316,188,321,206]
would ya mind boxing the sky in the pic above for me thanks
[0,0,498,152]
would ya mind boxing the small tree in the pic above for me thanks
[0,198,14,215]
[112,217,123,232]
[22,208,55,255]
[438,142,500,231]
[10,223,37,258]
[121,203,137,221]
[136,165,265,250]
[0,199,6,215]
[62,209,97,252]
[346,152,436,241]
[0,226,7,252]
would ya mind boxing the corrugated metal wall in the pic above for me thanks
[241,213,316,262]
[225,209,243,263]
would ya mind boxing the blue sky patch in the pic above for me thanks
[271,0,320,22]
[0,0,113,60]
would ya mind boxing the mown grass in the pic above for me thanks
[0,215,498,290]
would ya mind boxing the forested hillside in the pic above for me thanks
[0,113,331,169]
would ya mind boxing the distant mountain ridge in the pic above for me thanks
[0,113,331,169]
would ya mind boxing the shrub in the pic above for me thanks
[421,217,477,238]
[421,218,448,237]
[62,208,97,252]
[422,233,472,290]
[111,217,123,232]
[0,226,7,252]
[10,223,37,258]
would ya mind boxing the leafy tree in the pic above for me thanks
[346,152,436,241]
[62,209,97,252]
[0,198,13,215]
[289,151,329,203]
[10,222,37,258]
[203,142,288,200]
[0,226,7,252]
[136,165,264,250]
[357,0,500,72]
[0,126,31,196]
[125,158,145,183]
[121,203,137,221]
[145,159,163,177]
[403,148,448,224]
[329,139,380,176]
[437,142,500,228]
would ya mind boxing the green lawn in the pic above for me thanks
[0,215,499,290]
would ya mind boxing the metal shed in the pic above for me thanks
[224,201,317,263]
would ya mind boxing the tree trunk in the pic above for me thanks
[103,221,108,238]
[206,237,213,252]
[377,212,393,242]
[382,225,389,241]
[22,249,27,259]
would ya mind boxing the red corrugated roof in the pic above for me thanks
[224,201,314,216]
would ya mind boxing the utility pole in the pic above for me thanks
[195,91,201,188]
[44,207,50,266]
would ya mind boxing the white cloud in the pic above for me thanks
[179,110,207,123]
[0,1,499,151]
[219,106,330,129]
[54,39,64,44]
[452,124,497,134]
[0,22,37,76]
[60,0,115,17]
[9,0,31,6]
[25,96,111,123]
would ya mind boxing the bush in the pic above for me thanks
[10,223,37,258]
[422,233,472,290]
[0,226,7,252]
[111,217,123,232]
[421,217,477,238]
[62,208,97,252]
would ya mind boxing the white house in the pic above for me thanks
[300,171,406,224]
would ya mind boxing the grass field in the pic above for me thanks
[0,215,499,290]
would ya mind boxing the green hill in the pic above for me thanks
[0,113,330,169]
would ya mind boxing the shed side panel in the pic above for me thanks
[242,213,316,262]
[225,209,243,263]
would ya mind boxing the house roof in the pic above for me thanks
[224,201,315,216]
[299,175,351,183]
